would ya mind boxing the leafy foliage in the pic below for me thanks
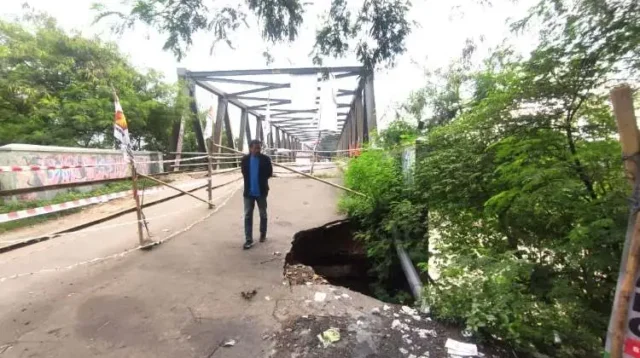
[339,147,428,302]
[338,0,639,356]
[0,13,186,151]
[375,119,418,149]
[94,0,412,72]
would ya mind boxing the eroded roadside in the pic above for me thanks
[275,219,510,358]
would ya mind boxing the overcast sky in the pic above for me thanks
[2,0,539,144]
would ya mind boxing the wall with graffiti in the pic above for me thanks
[0,144,163,200]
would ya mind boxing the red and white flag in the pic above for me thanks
[113,92,133,161]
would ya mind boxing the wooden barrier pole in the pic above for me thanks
[211,143,366,198]
[608,84,640,358]
[130,162,147,245]
[207,155,214,209]
[138,173,214,207]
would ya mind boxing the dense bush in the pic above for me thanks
[339,2,637,352]
[339,147,428,303]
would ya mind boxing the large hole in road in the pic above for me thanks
[285,220,414,303]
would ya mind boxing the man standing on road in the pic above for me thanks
[240,140,273,250]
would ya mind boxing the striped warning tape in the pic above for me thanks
[0,155,211,173]
[0,183,242,283]
[0,178,214,224]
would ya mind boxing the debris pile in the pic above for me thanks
[269,289,503,358]
[284,263,329,285]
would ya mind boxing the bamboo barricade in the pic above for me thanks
[129,161,148,245]
[607,85,640,358]
[207,141,214,209]
[137,173,213,207]
[211,143,366,198]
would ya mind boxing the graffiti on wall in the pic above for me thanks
[0,152,157,195]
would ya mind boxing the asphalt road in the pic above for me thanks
[0,176,354,358]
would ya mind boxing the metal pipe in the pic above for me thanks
[395,237,423,301]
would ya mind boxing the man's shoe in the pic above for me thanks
[259,235,267,243]
[243,241,254,250]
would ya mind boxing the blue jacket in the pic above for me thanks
[240,154,273,197]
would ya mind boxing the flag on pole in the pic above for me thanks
[113,92,133,161]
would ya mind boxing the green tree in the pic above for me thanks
[339,0,639,355]
[94,0,413,72]
[0,13,183,151]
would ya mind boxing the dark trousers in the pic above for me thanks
[244,196,267,242]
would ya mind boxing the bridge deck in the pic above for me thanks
[0,176,355,358]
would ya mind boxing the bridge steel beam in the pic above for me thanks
[363,74,377,141]
[239,108,249,152]
[212,96,228,169]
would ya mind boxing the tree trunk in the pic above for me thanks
[563,100,597,200]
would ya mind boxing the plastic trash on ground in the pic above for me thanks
[317,327,341,348]
[445,338,478,356]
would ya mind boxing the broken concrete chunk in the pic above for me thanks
[314,292,327,302]
[383,304,391,311]
[392,319,409,331]
[399,347,409,355]
[401,306,418,316]
[371,307,381,315]
[392,320,402,330]
[417,329,437,338]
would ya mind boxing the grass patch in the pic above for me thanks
[0,178,161,234]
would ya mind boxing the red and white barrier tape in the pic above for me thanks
[0,178,218,224]
[0,183,242,282]
[0,155,210,173]
[0,180,242,247]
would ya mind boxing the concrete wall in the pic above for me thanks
[0,144,163,201]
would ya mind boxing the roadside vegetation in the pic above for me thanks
[339,1,639,357]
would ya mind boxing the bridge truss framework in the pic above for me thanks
[170,66,377,158]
